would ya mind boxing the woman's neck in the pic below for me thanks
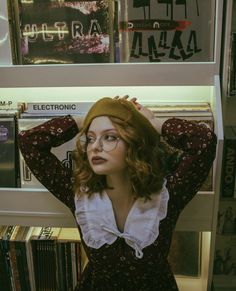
[105,172,136,232]
[106,171,134,203]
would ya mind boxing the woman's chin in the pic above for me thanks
[91,166,108,176]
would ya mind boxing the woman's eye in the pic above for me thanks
[104,134,118,141]
[86,136,95,143]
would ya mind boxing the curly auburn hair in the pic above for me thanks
[73,116,169,199]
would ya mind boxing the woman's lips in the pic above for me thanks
[91,157,107,165]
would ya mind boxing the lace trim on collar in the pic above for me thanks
[74,180,169,259]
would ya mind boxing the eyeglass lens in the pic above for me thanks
[80,134,120,152]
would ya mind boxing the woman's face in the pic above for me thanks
[86,116,128,176]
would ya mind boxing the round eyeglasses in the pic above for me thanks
[80,133,120,152]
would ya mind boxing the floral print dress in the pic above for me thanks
[18,115,217,291]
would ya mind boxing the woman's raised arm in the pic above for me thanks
[18,115,81,212]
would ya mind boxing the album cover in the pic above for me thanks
[118,0,216,62]
[8,0,114,64]
[168,231,201,277]
[0,115,18,187]
[214,200,236,289]
[220,126,236,199]
[217,201,236,236]
[213,235,236,277]
[228,32,236,96]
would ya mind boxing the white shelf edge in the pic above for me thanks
[0,63,218,87]
[0,187,215,195]
[0,188,216,230]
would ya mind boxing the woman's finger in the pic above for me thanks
[130,97,137,103]
[113,95,129,100]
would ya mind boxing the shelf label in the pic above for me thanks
[0,100,18,110]
[27,102,93,114]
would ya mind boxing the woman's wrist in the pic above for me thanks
[136,104,167,134]
[149,117,168,134]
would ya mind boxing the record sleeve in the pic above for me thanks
[8,0,114,64]
[168,231,201,277]
[118,0,215,62]
[228,32,236,96]
[217,201,236,236]
[0,115,18,187]
[213,235,236,277]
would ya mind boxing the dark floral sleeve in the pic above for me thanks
[162,118,217,210]
[18,115,79,212]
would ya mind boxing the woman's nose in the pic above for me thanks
[91,138,102,151]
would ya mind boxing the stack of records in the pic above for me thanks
[0,225,83,291]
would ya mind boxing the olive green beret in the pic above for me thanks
[81,97,160,146]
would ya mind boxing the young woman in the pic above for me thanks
[18,96,217,290]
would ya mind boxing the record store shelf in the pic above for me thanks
[0,187,214,231]
[0,0,225,289]
[0,79,223,291]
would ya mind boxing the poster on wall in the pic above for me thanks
[8,0,114,64]
[118,0,216,62]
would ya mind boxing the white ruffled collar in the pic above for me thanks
[74,180,169,259]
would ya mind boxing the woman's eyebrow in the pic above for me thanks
[87,129,117,135]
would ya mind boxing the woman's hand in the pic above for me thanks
[114,95,155,122]
[114,95,164,134]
